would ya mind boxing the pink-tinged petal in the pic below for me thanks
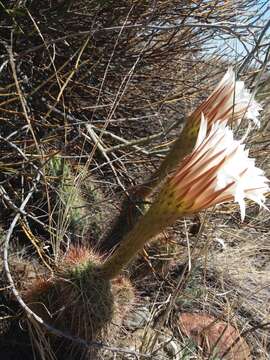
[194,113,208,149]
[188,68,262,128]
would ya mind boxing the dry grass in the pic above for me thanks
[0,1,270,359]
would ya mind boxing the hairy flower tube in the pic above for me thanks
[99,116,268,280]
[99,69,263,253]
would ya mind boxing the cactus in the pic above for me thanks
[47,156,87,236]
[24,247,135,359]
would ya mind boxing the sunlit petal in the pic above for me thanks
[189,68,262,127]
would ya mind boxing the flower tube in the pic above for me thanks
[100,70,263,253]
[99,115,268,279]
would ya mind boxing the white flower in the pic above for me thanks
[157,114,269,220]
[190,68,262,127]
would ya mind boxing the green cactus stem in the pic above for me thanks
[98,186,187,280]
[99,120,199,253]
[142,120,200,197]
